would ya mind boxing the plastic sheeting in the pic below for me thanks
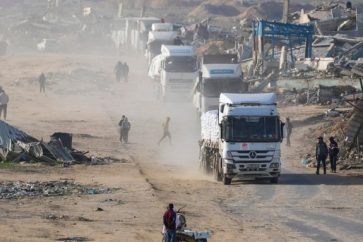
[0,120,37,152]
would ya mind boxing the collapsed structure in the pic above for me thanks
[0,121,121,166]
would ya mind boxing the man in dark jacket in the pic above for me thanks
[123,62,129,82]
[120,117,131,143]
[328,137,339,173]
[39,72,46,93]
[316,136,328,175]
[163,203,176,242]
[0,87,9,120]
[118,115,131,143]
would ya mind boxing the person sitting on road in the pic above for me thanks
[163,203,176,242]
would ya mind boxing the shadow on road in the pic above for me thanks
[279,173,363,185]
[231,173,363,186]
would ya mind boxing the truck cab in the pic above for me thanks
[193,54,245,115]
[146,23,177,65]
[218,93,283,184]
[159,45,198,100]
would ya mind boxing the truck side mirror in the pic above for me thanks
[220,104,225,113]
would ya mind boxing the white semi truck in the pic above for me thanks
[200,93,283,185]
[154,45,198,100]
[193,54,246,115]
[146,23,177,65]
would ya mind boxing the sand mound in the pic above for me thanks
[189,3,240,19]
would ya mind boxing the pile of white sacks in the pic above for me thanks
[201,110,219,142]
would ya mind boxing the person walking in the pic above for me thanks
[328,137,339,173]
[118,115,126,142]
[123,62,129,82]
[39,72,46,93]
[119,116,131,144]
[0,87,9,120]
[158,117,172,145]
[114,61,124,82]
[316,136,328,175]
[285,117,293,146]
[163,203,176,242]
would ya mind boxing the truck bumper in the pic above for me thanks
[224,164,280,180]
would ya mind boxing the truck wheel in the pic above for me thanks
[213,165,221,181]
[200,155,208,174]
[271,177,279,184]
[223,176,232,185]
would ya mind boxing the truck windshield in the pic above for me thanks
[203,78,243,97]
[164,56,197,73]
[222,116,280,142]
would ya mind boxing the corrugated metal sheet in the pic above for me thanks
[41,140,74,163]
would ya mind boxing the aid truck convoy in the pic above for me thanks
[193,54,246,115]
[150,45,198,100]
[199,93,283,185]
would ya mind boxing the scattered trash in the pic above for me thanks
[57,237,92,242]
[0,180,118,199]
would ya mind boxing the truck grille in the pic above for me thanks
[231,150,274,163]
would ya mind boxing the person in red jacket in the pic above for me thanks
[163,203,176,242]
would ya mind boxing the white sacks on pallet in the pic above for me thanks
[201,110,219,142]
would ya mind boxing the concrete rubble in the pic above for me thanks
[301,99,363,170]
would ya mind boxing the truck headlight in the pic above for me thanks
[269,163,280,168]
[225,163,236,170]
[224,159,235,165]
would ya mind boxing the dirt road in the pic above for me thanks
[0,51,362,242]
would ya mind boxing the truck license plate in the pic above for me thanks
[247,164,259,169]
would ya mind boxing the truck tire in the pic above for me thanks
[270,177,279,184]
[200,154,208,174]
[223,176,232,185]
[213,164,221,181]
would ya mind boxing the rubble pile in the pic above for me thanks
[197,40,235,55]
[278,85,358,105]
[0,180,117,199]
[189,2,240,19]
[302,100,363,170]
[0,121,126,166]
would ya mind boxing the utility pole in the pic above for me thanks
[118,0,123,18]
[282,0,289,23]
[140,0,145,18]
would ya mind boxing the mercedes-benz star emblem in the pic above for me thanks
[249,151,257,159]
